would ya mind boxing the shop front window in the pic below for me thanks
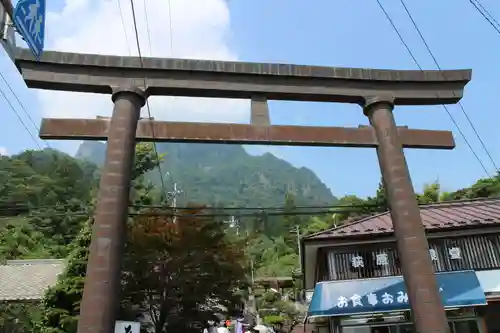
[370,325,398,333]
[342,327,370,333]
[450,320,480,333]
[398,324,412,333]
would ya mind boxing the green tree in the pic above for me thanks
[446,173,500,200]
[0,302,42,333]
[416,182,441,204]
[302,216,329,235]
[38,223,92,333]
[121,208,247,333]
[0,222,51,261]
[38,143,163,333]
[258,291,300,333]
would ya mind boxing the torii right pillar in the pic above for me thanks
[365,96,448,333]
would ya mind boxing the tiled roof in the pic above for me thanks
[304,198,500,240]
[0,259,65,301]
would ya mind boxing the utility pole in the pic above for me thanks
[244,229,258,325]
[225,215,240,235]
[290,225,302,272]
[168,182,182,223]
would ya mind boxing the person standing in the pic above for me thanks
[218,322,230,333]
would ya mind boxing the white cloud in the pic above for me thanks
[0,146,7,155]
[34,0,249,124]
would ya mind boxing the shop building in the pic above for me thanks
[301,198,500,333]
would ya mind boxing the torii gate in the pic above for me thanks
[14,48,470,333]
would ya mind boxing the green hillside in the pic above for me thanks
[75,141,336,207]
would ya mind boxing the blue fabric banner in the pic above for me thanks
[307,271,486,317]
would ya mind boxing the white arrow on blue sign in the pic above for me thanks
[13,0,46,60]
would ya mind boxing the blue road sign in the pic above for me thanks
[13,0,46,60]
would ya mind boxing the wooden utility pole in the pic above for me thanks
[13,47,471,333]
[168,182,181,223]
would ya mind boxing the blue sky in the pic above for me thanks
[1,0,499,198]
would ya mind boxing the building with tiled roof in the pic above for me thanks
[0,259,65,301]
[305,197,500,240]
[301,198,500,333]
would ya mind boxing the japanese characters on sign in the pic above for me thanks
[351,255,364,268]
[336,291,410,308]
[376,253,389,266]
[308,271,485,317]
[350,246,463,268]
[448,247,462,260]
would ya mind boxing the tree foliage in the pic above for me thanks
[121,208,247,333]
[0,302,42,333]
[258,291,299,332]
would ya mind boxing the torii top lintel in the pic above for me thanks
[14,47,471,105]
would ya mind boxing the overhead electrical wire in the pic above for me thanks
[467,0,500,36]
[166,0,174,54]
[142,0,154,56]
[140,0,182,200]
[0,72,39,136]
[129,0,168,201]
[0,209,353,218]
[398,0,500,173]
[1,197,497,219]
[116,0,132,56]
[1,196,498,216]
[0,202,383,212]
[0,84,41,149]
[374,0,492,177]
[0,61,53,150]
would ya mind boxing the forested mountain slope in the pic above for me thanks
[76,141,336,207]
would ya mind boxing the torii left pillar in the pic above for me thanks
[77,87,146,333]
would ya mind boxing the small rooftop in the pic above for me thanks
[304,198,500,240]
[0,259,65,301]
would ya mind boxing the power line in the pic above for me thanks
[166,0,174,54]
[0,72,39,136]
[116,0,132,56]
[2,198,497,219]
[0,208,371,219]
[140,0,181,201]
[142,0,153,56]
[0,64,53,150]
[129,209,363,218]
[0,202,382,211]
[374,0,492,177]
[2,195,499,215]
[0,84,41,149]
[467,0,500,36]
[398,0,499,173]
[129,0,168,201]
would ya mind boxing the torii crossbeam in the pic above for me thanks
[14,47,470,333]
[39,118,455,149]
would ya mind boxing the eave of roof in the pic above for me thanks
[303,197,500,241]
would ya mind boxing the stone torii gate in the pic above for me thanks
[14,48,470,333]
